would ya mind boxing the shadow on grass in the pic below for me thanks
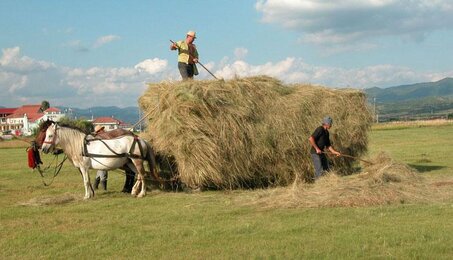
[408,164,446,173]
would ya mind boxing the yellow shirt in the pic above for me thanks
[176,40,199,64]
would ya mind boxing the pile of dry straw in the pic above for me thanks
[246,153,432,208]
[139,76,372,189]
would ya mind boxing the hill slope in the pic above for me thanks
[365,78,453,120]
[365,77,453,102]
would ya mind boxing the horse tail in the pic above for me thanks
[144,141,160,183]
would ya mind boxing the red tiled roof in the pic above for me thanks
[28,113,45,122]
[45,107,61,113]
[93,116,125,124]
[0,108,17,114]
[6,104,42,119]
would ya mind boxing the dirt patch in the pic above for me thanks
[18,193,79,206]
[432,181,453,187]
[0,138,32,149]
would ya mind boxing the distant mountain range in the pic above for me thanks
[365,77,453,102]
[364,77,453,120]
[58,106,140,125]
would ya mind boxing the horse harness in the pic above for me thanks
[82,134,146,160]
[34,121,156,187]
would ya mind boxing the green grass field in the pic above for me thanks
[1,124,453,259]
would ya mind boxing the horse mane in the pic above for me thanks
[58,123,91,135]
[56,125,87,163]
[37,120,55,133]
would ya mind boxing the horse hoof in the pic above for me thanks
[131,188,139,196]
[137,193,146,198]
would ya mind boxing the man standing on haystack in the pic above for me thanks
[309,116,341,180]
[170,30,199,80]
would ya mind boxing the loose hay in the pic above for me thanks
[139,76,372,189]
[246,153,432,208]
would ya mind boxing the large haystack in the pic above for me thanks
[139,76,372,189]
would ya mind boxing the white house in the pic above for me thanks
[0,108,17,132]
[44,107,65,122]
[92,116,130,131]
[5,105,65,136]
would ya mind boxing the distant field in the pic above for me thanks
[1,124,452,259]
[369,121,453,178]
[0,138,31,149]
[372,119,453,130]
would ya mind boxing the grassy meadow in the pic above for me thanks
[1,122,453,259]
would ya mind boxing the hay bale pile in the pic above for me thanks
[139,76,372,189]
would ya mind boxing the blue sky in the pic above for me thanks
[1,0,452,108]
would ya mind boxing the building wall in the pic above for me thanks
[3,112,66,136]
[44,112,65,122]
[94,123,119,131]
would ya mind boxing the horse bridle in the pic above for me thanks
[43,123,58,146]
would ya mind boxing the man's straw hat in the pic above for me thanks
[94,125,105,133]
[187,31,196,38]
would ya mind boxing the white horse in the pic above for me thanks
[37,121,157,199]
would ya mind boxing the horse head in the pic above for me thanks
[35,120,54,149]
[40,121,59,154]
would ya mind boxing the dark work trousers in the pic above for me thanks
[122,168,136,193]
[178,62,194,80]
[311,153,329,179]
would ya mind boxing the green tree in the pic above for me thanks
[57,117,94,134]
[39,100,50,112]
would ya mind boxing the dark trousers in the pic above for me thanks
[122,168,136,193]
[178,62,194,80]
[311,153,329,179]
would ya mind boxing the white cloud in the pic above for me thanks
[1,46,452,108]
[93,35,121,48]
[134,58,168,74]
[0,47,176,108]
[66,40,90,52]
[0,71,27,93]
[213,57,451,88]
[234,47,249,60]
[0,47,54,72]
[215,58,296,79]
[65,35,121,52]
[256,0,453,47]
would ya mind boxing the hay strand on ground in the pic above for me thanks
[245,153,433,208]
